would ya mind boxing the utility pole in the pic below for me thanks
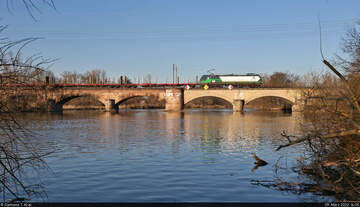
[119,76,123,85]
[175,64,178,84]
[172,64,175,85]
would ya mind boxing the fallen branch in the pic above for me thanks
[276,133,312,151]
[277,129,360,151]
[322,129,360,139]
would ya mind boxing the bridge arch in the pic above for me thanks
[184,95,233,108]
[245,95,295,111]
[116,95,144,106]
[56,94,106,106]
[184,94,233,106]
[245,95,295,106]
[115,94,165,109]
[48,94,106,113]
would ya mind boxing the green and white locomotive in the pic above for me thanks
[199,73,262,88]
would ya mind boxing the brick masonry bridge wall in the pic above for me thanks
[184,88,304,112]
[33,87,305,113]
[43,88,183,113]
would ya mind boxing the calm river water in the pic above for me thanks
[17,110,332,202]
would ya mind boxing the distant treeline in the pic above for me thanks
[0,61,349,88]
[46,69,131,84]
[51,70,345,87]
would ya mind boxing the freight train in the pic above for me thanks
[1,73,263,88]
[199,73,262,87]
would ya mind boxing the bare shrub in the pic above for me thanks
[0,25,53,202]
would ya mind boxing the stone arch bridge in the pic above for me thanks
[44,87,304,113]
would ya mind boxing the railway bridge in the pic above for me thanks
[45,87,304,113]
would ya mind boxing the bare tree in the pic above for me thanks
[58,69,116,84]
[254,21,360,200]
[336,20,360,74]
[144,73,152,84]
[262,71,302,88]
[0,0,56,202]
[5,0,56,20]
[0,24,54,202]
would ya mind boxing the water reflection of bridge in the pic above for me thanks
[183,111,302,154]
[95,111,303,162]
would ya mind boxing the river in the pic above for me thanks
[16,110,332,202]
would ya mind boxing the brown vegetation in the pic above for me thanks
[262,71,303,88]
[57,69,131,84]
[254,21,360,201]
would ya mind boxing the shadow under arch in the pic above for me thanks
[184,96,233,109]
[58,95,105,107]
[245,96,294,112]
[115,95,165,109]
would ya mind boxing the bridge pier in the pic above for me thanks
[165,89,183,111]
[292,93,305,112]
[48,99,63,113]
[233,99,244,112]
[104,99,118,112]
[292,103,304,112]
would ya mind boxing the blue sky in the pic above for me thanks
[0,0,359,82]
